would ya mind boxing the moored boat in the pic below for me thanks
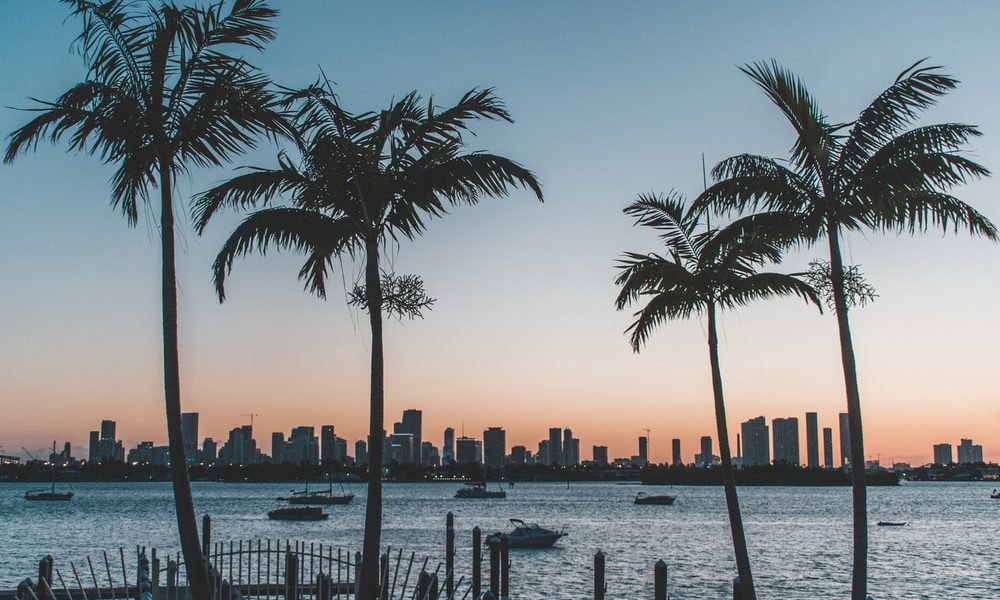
[455,482,506,499]
[487,519,566,548]
[991,489,1000,499]
[25,490,74,501]
[876,521,906,527]
[634,492,675,505]
[278,478,354,505]
[267,507,329,521]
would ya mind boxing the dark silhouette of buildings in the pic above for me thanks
[805,412,819,468]
[483,427,506,467]
[772,417,800,465]
[592,445,608,465]
[400,409,423,465]
[823,427,833,468]
[181,412,199,465]
[741,417,769,466]
[671,438,682,466]
[442,427,455,465]
[839,412,851,466]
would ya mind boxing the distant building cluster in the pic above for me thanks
[932,438,984,466]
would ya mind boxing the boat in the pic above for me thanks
[991,489,1000,499]
[876,521,906,527]
[455,482,506,499]
[487,519,566,548]
[267,507,329,521]
[25,442,74,501]
[278,478,354,505]
[634,492,675,505]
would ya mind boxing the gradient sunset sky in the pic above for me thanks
[1,1,998,466]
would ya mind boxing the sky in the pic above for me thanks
[1,1,998,466]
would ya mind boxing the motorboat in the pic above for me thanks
[634,492,675,505]
[455,482,506,499]
[487,519,566,548]
[267,507,329,521]
[876,521,906,527]
[991,489,1000,499]
[278,478,354,505]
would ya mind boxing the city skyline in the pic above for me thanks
[2,2,999,467]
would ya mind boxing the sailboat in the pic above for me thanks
[25,442,74,501]
[278,475,354,505]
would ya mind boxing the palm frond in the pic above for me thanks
[859,190,997,240]
[694,154,817,216]
[613,251,694,310]
[623,192,698,263]
[718,271,821,312]
[625,287,702,352]
[192,157,307,232]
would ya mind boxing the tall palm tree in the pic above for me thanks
[615,193,820,600]
[192,85,542,600]
[693,60,996,599]
[5,2,287,597]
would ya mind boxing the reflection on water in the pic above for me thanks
[1,481,998,598]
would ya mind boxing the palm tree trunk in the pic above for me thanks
[706,302,757,600]
[359,237,385,600]
[158,159,211,600]
[826,221,868,600]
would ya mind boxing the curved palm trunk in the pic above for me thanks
[159,161,211,600]
[706,303,757,600]
[359,238,385,600]
[825,222,868,600]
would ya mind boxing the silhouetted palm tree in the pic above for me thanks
[693,60,996,599]
[5,2,287,597]
[616,193,819,600]
[192,85,542,600]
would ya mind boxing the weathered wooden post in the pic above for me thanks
[38,555,53,592]
[151,549,160,600]
[202,515,212,558]
[593,551,605,600]
[317,572,332,600]
[166,560,177,600]
[487,535,500,597]
[285,550,299,600]
[500,535,509,600]
[732,576,741,600]
[482,592,496,600]
[16,578,34,600]
[445,512,455,600]
[378,551,389,600]
[416,572,431,600]
[654,560,667,600]
[472,526,482,600]
[354,552,362,598]
[137,551,153,600]
[429,573,439,600]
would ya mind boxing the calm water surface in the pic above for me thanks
[1,481,998,598]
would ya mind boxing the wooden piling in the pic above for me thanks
[732,576,741,600]
[488,535,500,597]
[354,552,362,599]
[654,559,667,600]
[37,556,53,592]
[445,512,455,600]
[593,551,605,600]
[472,526,481,600]
[202,516,211,558]
[500,536,509,600]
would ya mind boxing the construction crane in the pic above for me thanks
[21,447,37,461]
[241,413,260,430]
[641,428,652,463]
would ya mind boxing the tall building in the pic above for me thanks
[696,436,713,467]
[288,426,319,465]
[741,417,769,466]
[442,428,455,465]
[181,412,199,465]
[388,432,415,464]
[805,412,819,468]
[562,428,579,466]
[271,432,287,464]
[421,441,439,466]
[671,439,682,466]
[548,428,562,465]
[822,427,833,468]
[772,417,800,465]
[456,436,482,465]
[957,438,984,464]
[570,439,580,467]
[592,445,608,465]
[839,412,851,467]
[92,420,124,463]
[510,445,528,464]
[100,420,116,441]
[638,436,648,466]
[320,425,336,463]
[355,440,368,466]
[201,438,217,464]
[933,443,953,466]
[88,431,99,463]
[537,440,550,466]
[400,410,423,465]
[483,427,506,468]
[218,425,262,465]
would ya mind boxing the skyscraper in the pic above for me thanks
[697,436,713,467]
[100,420,116,441]
[933,443,953,465]
[181,412,199,465]
[957,438,984,464]
[443,428,455,465]
[548,428,562,465]
[201,438,217,464]
[537,440,550,465]
[88,431,99,463]
[805,412,819,468]
[822,427,834,468]
[320,425,336,463]
[638,436,648,466]
[741,417,769,466]
[483,427,506,468]
[772,417,800,465]
[355,440,368,466]
[388,433,415,464]
[271,432,287,464]
[592,445,608,465]
[839,413,851,467]
[562,428,578,466]
[400,410,423,465]
[289,426,319,465]
[671,439,681,466]
[456,436,482,465]
[510,445,528,464]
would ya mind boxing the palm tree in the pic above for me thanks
[5,2,287,597]
[693,60,997,599]
[615,193,820,600]
[192,85,542,600]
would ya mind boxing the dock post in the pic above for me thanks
[354,552,362,598]
[151,549,160,600]
[285,551,299,600]
[732,576,741,600]
[429,573,439,600]
[445,512,455,600]
[166,560,177,600]
[202,516,211,558]
[317,572,332,600]
[38,555,53,592]
[378,551,389,600]
[487,535,499,597]
[482,592,495,600]
[472,526,482,600]
[654,560,667,600]
[594,551,605,600]
[416,572,430,600]
[500,535,509,600]
[16,578,33,600]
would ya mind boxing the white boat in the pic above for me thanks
[634,492,675,505]
[455,482,506,499]
[487,519,566,548]
[990,489,1000,500]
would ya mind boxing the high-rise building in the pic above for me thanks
[92,420,124,463]
[456,436,482,465]
[805,412,819,468]
[389,433,415,464]
[822,427,833,468]
[772,417,800,465]
[181,412,199,465]
[537,440,550,466]
[741,417,769,466]
[88,431,99,463]
[420,441,439,466]
[483,427,506,468]
[400,410,423,465]
[638,436,648,466]
[100,420,116,441]
[286,426,318,465]
[271,432,287,464]
[957,438,984,464]
[592,445,608,465]
[696,436,713,467]
[510,445,528,464]
[562,428,579,466]
[218,425,262,465]
[839,412,851,467]
[933,443,953,465]
[442,428,455,465]
[201,438,217,464]
[570,439,580,466]
[671,439,682,466]
[355,440,368,466]
[320,426,336,463]
[548,428,562,465]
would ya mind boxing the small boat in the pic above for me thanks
[267,507,329,521]
[26,442,74,501]
[991,489,1000,499]
[876,521,906,527]
[455,482,506,499]
[488,519,566,548]
[634,492,675,505]
[278,478,354,505]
